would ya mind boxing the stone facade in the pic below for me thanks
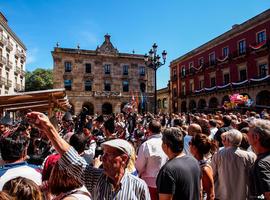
[0,12,26,95]
[52,34,155,115]
[157,84,171,113]
[170,9,270,113]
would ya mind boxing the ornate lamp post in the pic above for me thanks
[144,43,167,114]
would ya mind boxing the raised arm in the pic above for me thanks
[26,111,70,155]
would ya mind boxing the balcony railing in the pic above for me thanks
[0,56,6,65]
[20,69,26,76]
[0,76,6,85]
[5,60,13,70]
[15,49,21,58]
[0,33,7,45]
[6,40,13,51]
[4,79,12,88]
[14,66,21,74]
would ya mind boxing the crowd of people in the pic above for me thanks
[0,108,269,200]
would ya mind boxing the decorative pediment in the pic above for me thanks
[96,34,119,55]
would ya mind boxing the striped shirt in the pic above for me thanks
[59,147,150,200]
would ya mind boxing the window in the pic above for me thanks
[189,62,194,71]
[199,80,204,89]
[158,99,161,109]
[85,63,91,73]
[181,84,185,95]
[181,67,186,77]
[163,98,168,108]
[257,31,266,44]
[223,47,229,57]
[210,77,216,87]
[139,66,145,76]
[104,80,111,91]
[64,62,72,72]
[174,87,178,96]
[85,80,92,91]
[198,57,204,66]
[64,80,72,90]
[122,80,129,92]
[140,83,146,92]
[104,64,111,74]
[259,63,268,77]
[238,40,246,55]
[224,73,230,85]
[189,80,194,92]
[239,69,247,81]
[123,65,128,75]
[209,53,215,65]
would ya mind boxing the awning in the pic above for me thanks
[0,88,71,117]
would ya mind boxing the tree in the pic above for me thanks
[25,68,53,91]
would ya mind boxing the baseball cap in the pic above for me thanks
[101,139,132,157]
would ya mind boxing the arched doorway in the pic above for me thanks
[198,99,207,110]
[209,97,219,109]
[82,102,94,115]
[256,90,270,106]
[189,100,196,112]
[102,103,113,114]
[181,101,187,113]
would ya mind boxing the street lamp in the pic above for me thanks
[144,43,167,114]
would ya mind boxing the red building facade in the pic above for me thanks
[170,9,270,113]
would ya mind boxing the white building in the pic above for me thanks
[0,12,26,95]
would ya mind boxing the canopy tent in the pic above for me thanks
[0,88,71,117]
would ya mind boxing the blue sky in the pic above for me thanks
[1,0,270,89]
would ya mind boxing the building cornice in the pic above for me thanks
[52,48,145,60]
[170,8,270,66]
[0,15,26,50]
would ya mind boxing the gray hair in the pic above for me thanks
[222,129,242,147]
[249,119,270,148]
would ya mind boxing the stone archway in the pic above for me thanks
[209,97,219,108]
[256,90,270,106]
[189,100,196,112]
[82,102,94,115]
[102,103,113,114]
[198,99,207,110]
[181,101,187,113]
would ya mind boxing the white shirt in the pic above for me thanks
[209,127,218,139]
[135,133,168,188]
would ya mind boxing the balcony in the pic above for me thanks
[5,60,13,70]
[0,33,7,45]
[4,79,12,88]
[20,69,26,76]
[14,66,21,74]
[15,83,20,91]
[0,56,6,65]
[231,49,248,60]
[6,40,13,51]
[249,40,268,53]
[0,76,6,85]
[15,49,21,58]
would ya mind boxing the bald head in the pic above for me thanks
[188,123,202,136]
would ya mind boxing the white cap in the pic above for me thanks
[101,139,132,156]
